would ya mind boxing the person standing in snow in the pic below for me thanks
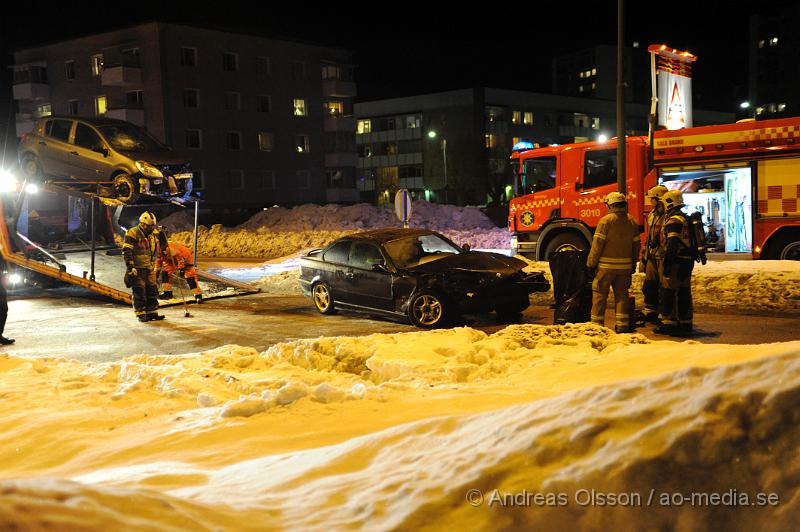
[586,192,641,333]
[122,212,165,322]
[656,190,694,334]
[641,185,668,322]
[0,259,14,345]
[155,228,203,303]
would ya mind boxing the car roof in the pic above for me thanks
[347,228,438,244]
[38,115,135,127]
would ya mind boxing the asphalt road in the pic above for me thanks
[3,287,798,362]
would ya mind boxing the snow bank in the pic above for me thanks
[0,326,798,530]
[163,201,508,259]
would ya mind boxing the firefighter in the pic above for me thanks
[641,185,669,322]
[155,228,203,303]
[0,259,13,345]
[586,192,641,333]
[656,189,694,334]
[122,211,165,322]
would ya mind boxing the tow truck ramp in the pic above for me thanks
[2,181,259,306]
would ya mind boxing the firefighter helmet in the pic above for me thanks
[662,189,685,209]
[646,185,669,199]
[604,192,627,206]
[139,211,157,227]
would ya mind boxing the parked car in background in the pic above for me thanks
[18,116,192,204]
[299,228,550,328]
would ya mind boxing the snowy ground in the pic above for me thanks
[0,325,798,529]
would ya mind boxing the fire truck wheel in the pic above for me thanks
[113,173,140,204]
[543,233,588,259]
[775,233,800,260]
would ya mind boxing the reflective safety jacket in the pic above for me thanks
[156,241,195,272]
[661,209,693,262]
[587,206,641,271]
[643,208,666,262]
[122,225,159,270]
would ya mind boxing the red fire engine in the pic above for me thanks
[508,117,800,261]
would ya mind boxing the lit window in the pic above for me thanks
[592,117,600,130]
[485,134,497,148]
[91,54,104,76]
[579,85,584,93]
[591,82,596,89]
[405,115,420,128]
[579,71,585,79]
[36,104,52,117]
[756,107,764,116]
[94,95,106,115]
[357,119,371,134]
[770,37,779,46]
[778,103,787,112]
[591,68,597,76]
[295,134,310,153]
[65,61,75,80]
[258,132,274,151]
[512,111,521,124]
[180,47,197,67]
[185,129,202,149]
[223,52,238,72]
[523,112,533,125]
[321,64,341,80]
[324,101,343,116]
[293,98,307,117]
[758,40,765,48]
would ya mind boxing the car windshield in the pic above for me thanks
[97,123,168,153]
[383,233,462,269]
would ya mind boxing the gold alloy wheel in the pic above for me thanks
[313,283,331,312]
[411,294,443,326]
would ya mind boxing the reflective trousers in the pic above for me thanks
[591,268,632,329]
[131,268,159,317]
[642,258,661,315]
[658,259,693,327]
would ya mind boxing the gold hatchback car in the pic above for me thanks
[18,116,193,204]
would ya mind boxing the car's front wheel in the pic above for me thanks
[408,290,449,328]
[113,173,140,204]
[312,282,336,314]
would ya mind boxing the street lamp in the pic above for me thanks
[427,130,447,203]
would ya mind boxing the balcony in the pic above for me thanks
[13,66,49,101]
[323,115,356,132]
[101,64,142,87]
[106,106,145,126]
[322,79,357,98]
[399,176,425,190]
[325,152,358,168]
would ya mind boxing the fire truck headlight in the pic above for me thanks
[26,183,39,194]
[8,273,22,285]
[0,169,18,193]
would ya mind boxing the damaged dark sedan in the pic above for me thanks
[299,228,550,328]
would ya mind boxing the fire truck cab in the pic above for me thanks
[509,117,800,261]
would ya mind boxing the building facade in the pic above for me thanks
[747,4,800,120]
[12,22,359,209]
[355,87,733,206]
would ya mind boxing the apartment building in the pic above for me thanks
[355,88,733,206]
[12,22,358,209]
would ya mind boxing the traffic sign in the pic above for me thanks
[394,189,412,228]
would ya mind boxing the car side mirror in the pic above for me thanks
[93,146,109,157]
[462,244,471,252]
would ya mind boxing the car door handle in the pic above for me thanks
[344,272,355,279]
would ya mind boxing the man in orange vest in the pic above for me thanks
[155,229,202,303]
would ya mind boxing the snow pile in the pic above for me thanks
[0,326,798,529]
[164,202,509,259]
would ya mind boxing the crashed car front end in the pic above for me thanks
[435,268,550,314]
[136,162,193,199]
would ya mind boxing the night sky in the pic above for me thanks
[1,1,798,110]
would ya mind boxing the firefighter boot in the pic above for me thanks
[159,290,174,300]
[147,314,166,321]
[138,315,149,323]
